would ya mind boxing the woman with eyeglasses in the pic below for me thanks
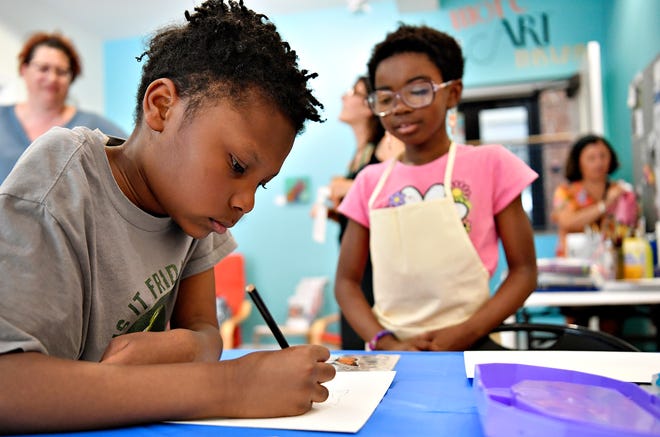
[312,75,403,349]
[323,77,404,225]
[0,32,125,182]
[334,25,538,351]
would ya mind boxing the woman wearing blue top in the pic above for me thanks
[0,32,125,181]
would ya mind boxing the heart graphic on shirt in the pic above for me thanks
[397,184,468,219]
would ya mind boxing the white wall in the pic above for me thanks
[0,0,378,116]
[0,2,106,114]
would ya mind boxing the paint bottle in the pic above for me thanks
[599,239,616,281]
[622,232,654,279]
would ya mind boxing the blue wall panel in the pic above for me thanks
[103,0,654,345]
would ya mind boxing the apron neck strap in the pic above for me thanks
[368,142,457,209]
[368,154,398,209]
[443,142,457,197]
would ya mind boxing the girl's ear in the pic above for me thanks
[142,78,178,132]
[447,79,463,109]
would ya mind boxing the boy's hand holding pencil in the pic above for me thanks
[222,345,336,417]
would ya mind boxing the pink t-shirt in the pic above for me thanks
[338,144,538,276]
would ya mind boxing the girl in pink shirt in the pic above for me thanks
[335,24,538,351]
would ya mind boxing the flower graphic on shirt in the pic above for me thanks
[452,186,472,233]
[452,180,472,199]
[389,190,407,206]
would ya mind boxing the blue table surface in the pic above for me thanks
[14,350,485,437]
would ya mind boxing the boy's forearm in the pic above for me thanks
[0,352,226,434]
[165,324,224,363]
[100,327,222,365]
[183,323,224,361]
[1,346,336,434]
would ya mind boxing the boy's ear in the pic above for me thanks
[447,79,463,109]
[142,79,178,132]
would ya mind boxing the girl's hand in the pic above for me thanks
[329,177,353,207]
[376,335,423,351]
[411,324,478,351]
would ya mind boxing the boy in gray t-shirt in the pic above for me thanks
[0,1,335,433]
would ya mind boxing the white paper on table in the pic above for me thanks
[171,370,396,433]
[463,350,660,383]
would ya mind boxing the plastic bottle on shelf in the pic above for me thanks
[622,229,654,280]
[599,239,616,281]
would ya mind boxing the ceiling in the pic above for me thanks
[23,0,388,40]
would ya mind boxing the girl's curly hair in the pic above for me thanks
[367,24,464,87]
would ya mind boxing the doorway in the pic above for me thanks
[459,96,547,229]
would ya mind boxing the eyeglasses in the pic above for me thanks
[29,62,72,79]
[367,80,454,117]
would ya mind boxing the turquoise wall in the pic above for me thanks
[603,0,660,182]
[103,0,655,345]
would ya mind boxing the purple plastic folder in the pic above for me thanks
[473,363,660,437]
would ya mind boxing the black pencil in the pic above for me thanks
[246,284,290,349]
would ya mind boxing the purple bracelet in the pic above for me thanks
[367,329,394,351]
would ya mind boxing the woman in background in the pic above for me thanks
[0,32,125,181]
[329,76,404,238]
[316,76,403,349]
[551,134,639,334]
[552,134,636,257]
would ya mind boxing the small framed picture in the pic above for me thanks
[284,176,310,204]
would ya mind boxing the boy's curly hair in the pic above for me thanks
[367,24,464,88]
[135,0,323,134]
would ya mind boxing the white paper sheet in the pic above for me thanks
[463,350,660,383]
[171,370,396,433]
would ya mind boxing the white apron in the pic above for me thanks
[368,143,490,340]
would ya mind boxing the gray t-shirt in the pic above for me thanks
[0,126,236,361]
